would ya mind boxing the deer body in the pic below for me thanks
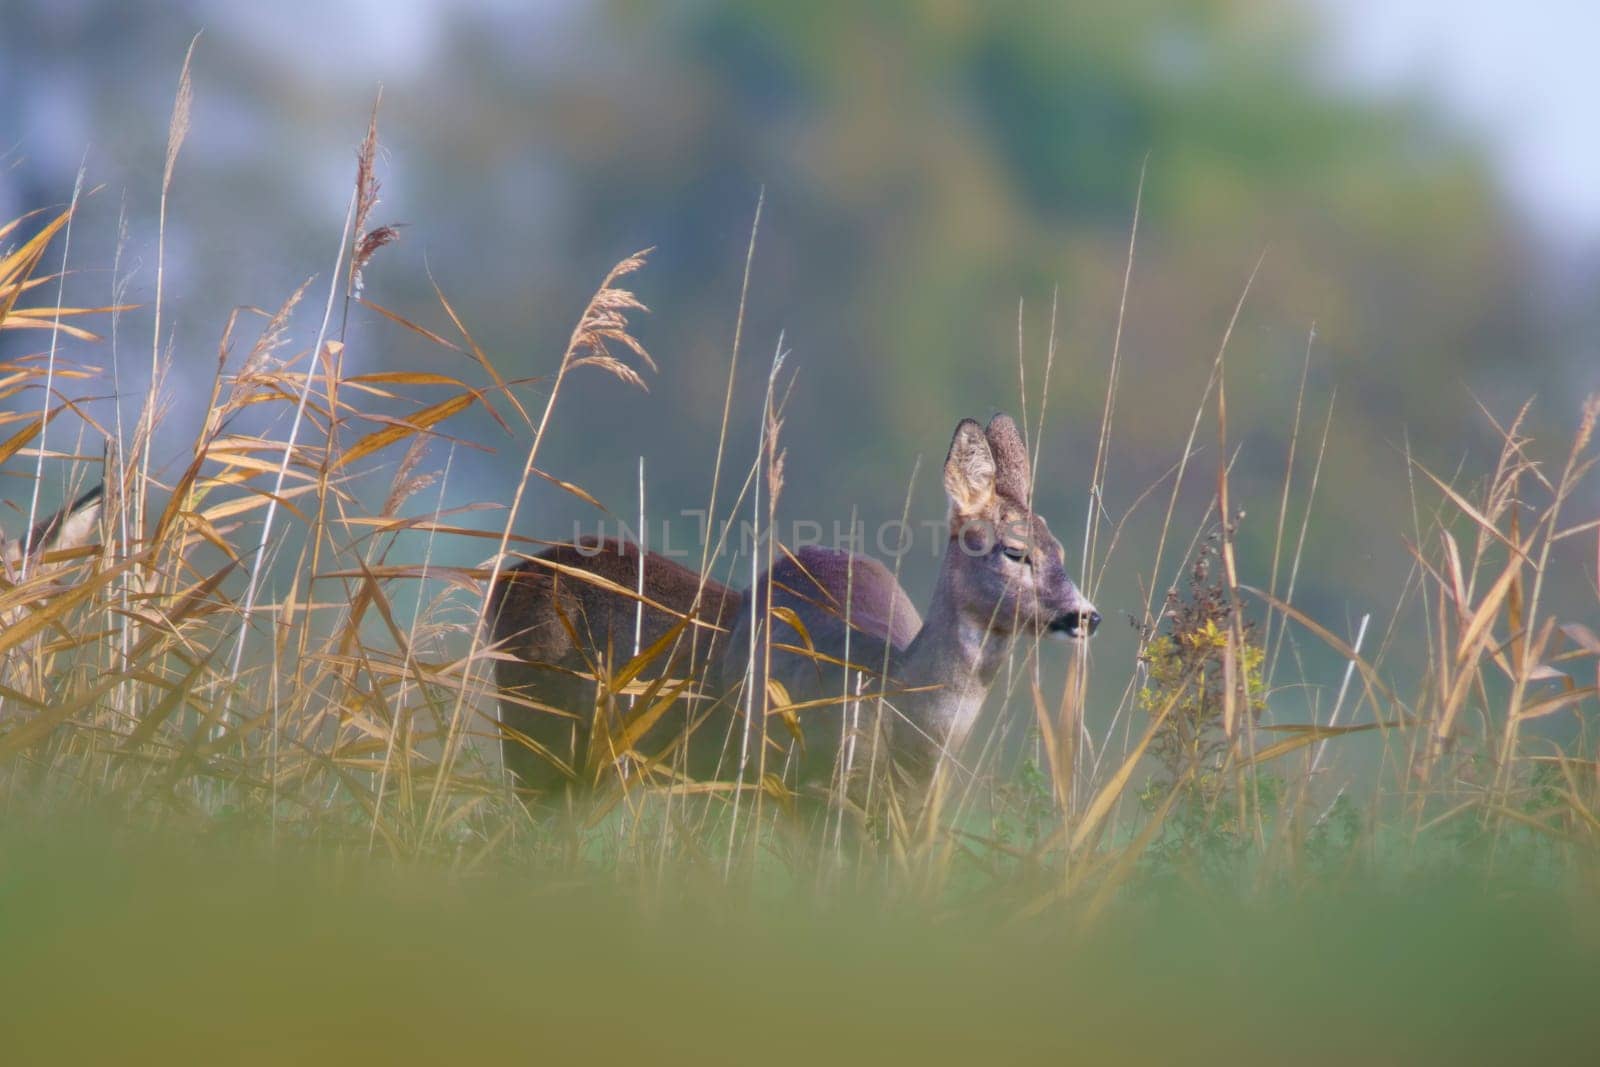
[487,539,742,794]
[488,414,1098,800]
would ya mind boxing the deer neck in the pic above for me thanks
[895,546,1013,747]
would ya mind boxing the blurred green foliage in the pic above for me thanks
[1,817,1593,1064]
[0,0,1584,677]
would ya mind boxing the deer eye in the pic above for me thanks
[1001,544,1030,565]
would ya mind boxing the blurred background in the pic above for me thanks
[3,0,1598,708]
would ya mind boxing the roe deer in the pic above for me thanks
[487,414,1098,801]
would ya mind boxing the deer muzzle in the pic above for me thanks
[1048,602,1101,639]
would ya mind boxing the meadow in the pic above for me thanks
[1,93,1597,1062]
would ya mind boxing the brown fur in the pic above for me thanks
[722,545,924,785]
[942,418,997,520]
[983,413,1032,507]
[488,538,742,794]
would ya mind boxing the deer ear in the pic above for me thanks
[985,413,1031,506]
[944,418,996,518]
[31,484,103,560]
[50,485,103,555]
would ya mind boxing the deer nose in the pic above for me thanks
[1049,606,1101,638]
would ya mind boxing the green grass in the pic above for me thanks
[0,817,1592,1064]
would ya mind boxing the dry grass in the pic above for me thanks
[1,95,1597,928]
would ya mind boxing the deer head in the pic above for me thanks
[942,414,1099,640]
